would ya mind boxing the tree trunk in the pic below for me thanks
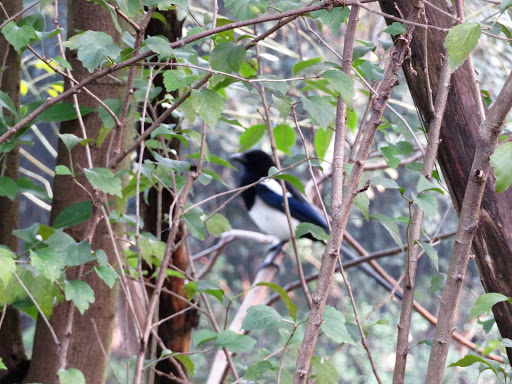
[142,10,197,383]
[0,1,29,382]
[24,1,125,383]
[378,0,512,360]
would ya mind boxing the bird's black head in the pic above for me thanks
[230,150,276,183]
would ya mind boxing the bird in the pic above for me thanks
[230,149,401,297]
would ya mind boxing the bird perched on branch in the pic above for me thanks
[230,149,400,297]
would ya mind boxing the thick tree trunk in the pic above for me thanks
[378,0,512,359]
[23,1,125,383]
[142,10,197,383]
[0,1,29,382]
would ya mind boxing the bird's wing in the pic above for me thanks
[254,179,329,230]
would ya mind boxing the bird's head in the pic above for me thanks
[229,150,276,181]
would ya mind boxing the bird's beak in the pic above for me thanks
[229,153,245,164]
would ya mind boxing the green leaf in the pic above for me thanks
[320,70,355,108]
[0,176,17,201]
[490,142,512,192]
[58,133,84,151]
[371,213,403,249]
[113,0,142,16]
[94,266,118,288]
[272,95,291,119]
[0,248,15,287]
[55,165,73,176]
[383,22,406,36]
[37,224,55,240]
[210,42,246,73]
[64,280,95,315]
[295,222,329,242]
[1,21,36,51]
[314,127,333,161]
[379,145,400,168]
[239,124,266,151]
[215,330,256,352]
[371,176,400,189]
[292,57,322,75]
[58,368,86,384]
[311,7,350,34]
[271,172,305,194]
[75,31,121,72]
[321,305,356,345]
[53,201,93,229]
[196,280,224,301]
[0,357,6,370]
[244,361,273,380]
[311,356,340,384]
[501,0,512,11]
[144,35,174,58]
[191,89,225,127]
[20,13,45,32]
[274,124,295,154]
[64,241,95,267]
[242,305,282,330]
[354,190,369,221]
[417,175,444,194]
[154,153,190,173]
[352,41,376,61]
[30,248,64,282]
[448,355,497,375]
[259,75,287,94]
[0,91,17,115]
[174,354,194,376]
[144,0,187,10]
[184,206,204,240]
[84,168,122,197]
[301,96,334,130]
[97,99,123,131]
[224,0,268,20]
[444,23,481,72]
[414,193,438,219]
[469,293,510,319]
[205,213,231,237]
[193,329,218,346]
[418,241,438,270]
[257,282,297,321]
[162,70,196,92]
[28,102,94,123]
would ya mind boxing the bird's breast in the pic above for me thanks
[248,196,300,241]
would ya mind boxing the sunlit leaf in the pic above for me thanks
[64,280,95,315]
[444,23,481,72]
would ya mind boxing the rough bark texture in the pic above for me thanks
[142,10,197,383]
[0,1,29,382]
[23,1,125,383]
[378,0,512,360]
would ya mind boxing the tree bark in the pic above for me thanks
[0,1,28,382]
[378,0,512,360]
[23,1,125,383]
[141,10,197,383]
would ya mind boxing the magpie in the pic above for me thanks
[230,149,401,297]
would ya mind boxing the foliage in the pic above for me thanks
[0,0,511,383]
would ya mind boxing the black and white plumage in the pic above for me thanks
[230,149,401,297]
[230,150,325,241]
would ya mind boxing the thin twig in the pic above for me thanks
[294,5,423,382]
[0,0,374,146]
[13,272,59,345]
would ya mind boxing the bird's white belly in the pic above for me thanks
[248,197,299,241]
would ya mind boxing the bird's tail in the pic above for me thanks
[340,245,403,300]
